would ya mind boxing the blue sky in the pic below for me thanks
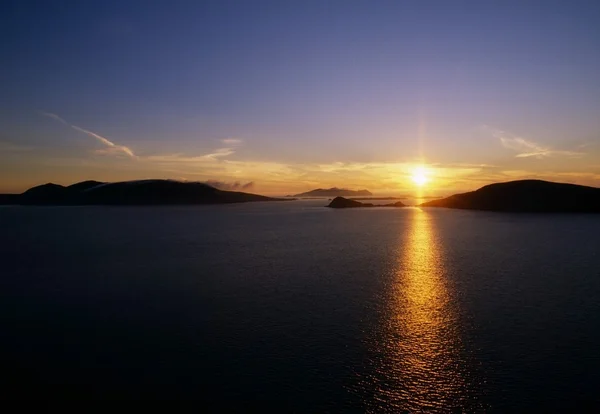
[1,0,600,194]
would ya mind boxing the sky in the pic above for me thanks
[1,0,600,195]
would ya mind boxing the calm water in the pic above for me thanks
[1,201,600,410]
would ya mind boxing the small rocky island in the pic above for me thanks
[1,180,288,206]
[421,180,600,213]
[327,197,406,208]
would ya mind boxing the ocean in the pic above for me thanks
[1,201,599,411]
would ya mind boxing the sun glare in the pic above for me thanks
[411,166,429,186]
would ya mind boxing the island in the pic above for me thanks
[327,197,406,208]
[1,179,289,206]
[420,180,600,213]
[292,187,372,197]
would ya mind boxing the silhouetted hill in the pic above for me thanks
[67,180,105,192]
[10,180,286,205]
[327,197,406,208]
[294,187,372,197]
[22,183,67,199]
[328,197,373,208]
[421,180,600,212]
[384,201,407,207]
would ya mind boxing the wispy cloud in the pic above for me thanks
[221,138,242,145]
[145,148,234,164]
[71,126,136,158]
[42,112,136,159]
[202,147,235,160]
[486,126,583,159]
[40,112,70,126]
[204,180,254,191]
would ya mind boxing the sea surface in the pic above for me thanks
[1,201,599,411]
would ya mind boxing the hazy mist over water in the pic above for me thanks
[1,201,600,410]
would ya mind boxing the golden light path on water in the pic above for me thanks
[365,208,476,412]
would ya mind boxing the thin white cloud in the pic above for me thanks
[203,180,254,191]
[40,112,243,162]
[221,138,242,145]
[203,147,235,159]
[487,127,583,159]
[42,112,136,159]
[40,112,70,126]
[71,125,136,158]
[146,147,234,164]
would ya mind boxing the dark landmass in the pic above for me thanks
[328,197,374,208]
[384,201,407,207]
[4,180,288,205]
[327,197,406,208]
[293,187,372,197]
[0,194,20,204]
[349,196,441,200]
[421,180,600,213]
[349,197,403,201]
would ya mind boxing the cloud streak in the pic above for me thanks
[41,112,250,165]
[204,180,254,191]
[488,127,583,159]
[42,112,136,158]
[145,148,235,164]
[221,138,242,145]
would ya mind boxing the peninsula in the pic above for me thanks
[421,180,600,213]
[1,180,288,206]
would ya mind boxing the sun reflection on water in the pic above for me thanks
[364,208,476,412]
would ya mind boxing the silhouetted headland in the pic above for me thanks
[421,180,600,212]
[293,187,372,197]
[327,197,406,208]
[0,194,19,205]
[3,180,288,205]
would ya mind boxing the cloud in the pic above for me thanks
[203,180,254,191]
[42,112,136,159]
[146,148,234,164]
[221,138,242,145]
[71,126,136,158]
[487,127,583,159]
[41,112,70,126]
[202,147,235,160]
[41,112,244,164]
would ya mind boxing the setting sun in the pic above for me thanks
[411,166,429,186]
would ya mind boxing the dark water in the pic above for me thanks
[1,201,599,410]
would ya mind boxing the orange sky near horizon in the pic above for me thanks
[2,145,599,196]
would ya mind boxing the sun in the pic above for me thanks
[410,166,429,186]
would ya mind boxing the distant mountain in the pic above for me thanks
[327,197,406,209]
[421,180,600,213]
[293,188,372,197]
[5,180,286,205]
